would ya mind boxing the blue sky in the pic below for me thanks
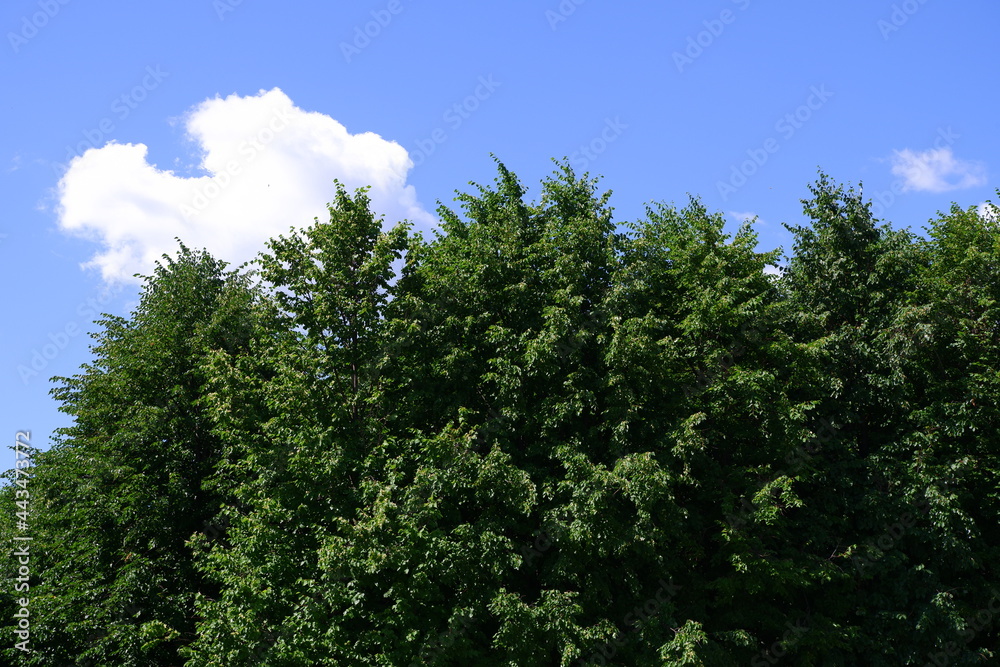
[3,0,998,451]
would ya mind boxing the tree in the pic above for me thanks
[182,182,411,665]
[0,244,262,666]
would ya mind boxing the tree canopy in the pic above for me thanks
[3,163,998,665]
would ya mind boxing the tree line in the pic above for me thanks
[2,161,998,665]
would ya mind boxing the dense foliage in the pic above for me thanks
[3,163,998,665]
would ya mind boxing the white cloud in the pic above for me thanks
[763,265,782,276]
[728,210,763,225]
[979,201,999,223]
[57,88,435,283]
[889,147,987,193]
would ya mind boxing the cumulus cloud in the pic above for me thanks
[57,88,435,283]
[889,147,987,193]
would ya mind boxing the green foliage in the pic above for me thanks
[0,244,264,665]
[3,166,998,665]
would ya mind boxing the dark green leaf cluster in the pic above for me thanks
[2,163,998,666]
